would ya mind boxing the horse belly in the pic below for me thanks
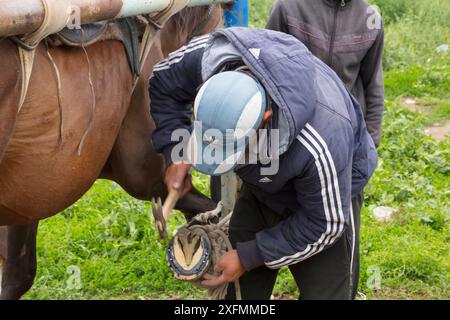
[0,42,132,225]
[0,40,21,163]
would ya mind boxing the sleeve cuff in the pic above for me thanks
[162,145,175,168]
[236,240,265,271]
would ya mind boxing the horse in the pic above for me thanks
[0,4,224,300]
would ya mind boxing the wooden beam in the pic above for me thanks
[0,0,123,37]
[0,0,233,38]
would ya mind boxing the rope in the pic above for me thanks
[16,0,72,113]
[132,0,190,92]
[77,31,96,156]
[11,36,40,51]
[173,203,242,300]
[44,40,64,146]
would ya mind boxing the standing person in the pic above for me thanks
[149,28,377,299]
[267,0,385,298]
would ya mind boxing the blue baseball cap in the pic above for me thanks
[187,71,266,176]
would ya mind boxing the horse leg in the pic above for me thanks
[175,188,218,221]
[0,222,38,300]
[100,29,218,223]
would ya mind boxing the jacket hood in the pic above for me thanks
[212,27,317,156]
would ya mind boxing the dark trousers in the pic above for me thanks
[225,185,363,300]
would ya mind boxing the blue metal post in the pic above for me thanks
[225,0,249,27]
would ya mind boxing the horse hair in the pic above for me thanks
[172,4,225,37]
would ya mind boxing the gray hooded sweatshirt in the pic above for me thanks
[267,0,385,147]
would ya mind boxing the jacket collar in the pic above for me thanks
[323,0,352,9]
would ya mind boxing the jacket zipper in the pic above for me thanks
[328,0,346,66]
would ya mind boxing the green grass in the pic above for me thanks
[360,104,450,299]
[25,181,205,300]
[384,64,450,99]
[373,0,450,70]
[248,0,274,29]
[391,96,450,127]
[25,0,449,300]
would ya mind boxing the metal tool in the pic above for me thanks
[151,188,183,239]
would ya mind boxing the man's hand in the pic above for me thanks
[165,162,192,197]
[201,250,245,288]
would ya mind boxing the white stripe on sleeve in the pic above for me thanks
[265,124,345,268]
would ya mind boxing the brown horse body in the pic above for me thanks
[0,6,222,299]
[0,40,134,224]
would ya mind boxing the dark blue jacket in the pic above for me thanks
[149,27,377,270]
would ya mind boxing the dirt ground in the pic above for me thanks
[402,97,450,141]
[424,121,450,141]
